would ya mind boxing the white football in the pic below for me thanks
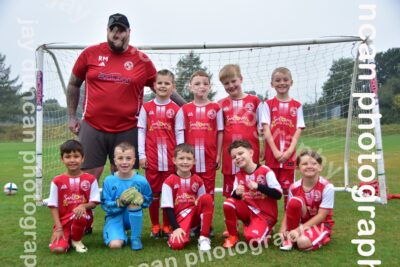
[4,182,18,195]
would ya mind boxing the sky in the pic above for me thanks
[0,0,399,100]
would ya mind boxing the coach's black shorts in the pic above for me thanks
[78,120,139,169]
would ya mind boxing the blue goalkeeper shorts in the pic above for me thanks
[103,212,130,245]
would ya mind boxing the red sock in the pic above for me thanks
[223,198,239,236]
[162,208,170,228]
[149,194,160,226]
[285,197,303,231]
[71,216,88,241]
[197,194,214,237]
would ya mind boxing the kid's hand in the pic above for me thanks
[247,181,258,190]
[288,229,300,242]
[236,185,245,196]
[215,155,221,170]
[171,228,186,244]
[278,150,291,163]
[139,159,148,169]
[51,229,65,243]
[73,205,87,219]
[273,150,283,161]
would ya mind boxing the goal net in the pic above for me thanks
[35,37,387,204]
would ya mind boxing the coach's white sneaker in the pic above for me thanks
[71,240,88,253]
[280,239,293,251]
[198,236,211,251]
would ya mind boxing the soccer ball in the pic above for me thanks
[3,182,18,195]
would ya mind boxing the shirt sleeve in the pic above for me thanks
[140,179,153,208]
[137,107,147,160]
[89,179,101,203]
[217,108,224,131]
[47,181,58,207]
[100,178,124,216]
[197,184,206,198]
[175,108,185,144]
[72,48,88,80]
[266,169,283,193]
[160,183,174,208]
[320,183,335,209]
[256,102,264,130]
[296,105,306,128]
[261,101,271,126]
[144,56,157,89]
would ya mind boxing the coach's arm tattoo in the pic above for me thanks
[67,74,84,134]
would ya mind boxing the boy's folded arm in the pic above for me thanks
[257,184,282,199]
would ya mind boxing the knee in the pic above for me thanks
[108,240,124,249]
[51,246,67,254]
[198,194,213,206]
[73,216,88,226]
[296,236,312,250]
[287,197,303,211]
[223,198,236,212]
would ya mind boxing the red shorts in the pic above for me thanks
[146,169,173,193]
[168,194,214,250]
[301,223,332,251]
[49,214,93,252]
[195,170,216,195]
[272,168,295,191]
[224,198,274,243]
[223,174,235,197]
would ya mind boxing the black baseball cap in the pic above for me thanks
[108,13,130,30]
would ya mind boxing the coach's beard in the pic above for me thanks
[108,40,126,53]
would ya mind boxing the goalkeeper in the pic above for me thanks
[101,142,152,250]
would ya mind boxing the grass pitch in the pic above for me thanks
[0,135,399,267]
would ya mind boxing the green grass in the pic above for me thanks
[1,135,399,267]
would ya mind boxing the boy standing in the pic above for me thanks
[176,70,224,196]
[218,64,263,198]
[138,69,182,238]
[101,142,152,250]
[48,140,100,253]
[262,67,305,208]
[223,140,282,248]
[160,144,214,251]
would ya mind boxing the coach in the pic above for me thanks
[67,13,185,180]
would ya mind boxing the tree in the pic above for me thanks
[378,77,400,124]
[0,53,23,122]
[320,57,354,118]
[375,48,400,86]
[175,51,217,102]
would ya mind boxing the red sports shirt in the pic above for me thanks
[48,173,100,224]
[218,94,262,175]
[160,174,206,217]
[233,165,282,222]
[262,97,305,169]
[288,176,335,228]
[175,102,223,172]
[137,99,180,171]
[72,42,157,133]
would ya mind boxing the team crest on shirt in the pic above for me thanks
[166,108,175,118]
[290,107,298,117]
[245,103,255,111]
[80,180,90,191]
[124,61,134,70]
[313,190,322,202]
[207,109,216,119]
[191,182,199,193]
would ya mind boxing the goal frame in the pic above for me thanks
[35,36,387,204]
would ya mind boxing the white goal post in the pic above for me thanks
[35,36,387,204]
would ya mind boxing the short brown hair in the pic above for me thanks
[219,64,242,82]
[296,150,323,166]
[157,69,176,84]
[271,67,292,81]
[228,140,252,154]
[190,70,210,83]
[60,139,84,157]
[115,142,135,154]
[174,143,195,158]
